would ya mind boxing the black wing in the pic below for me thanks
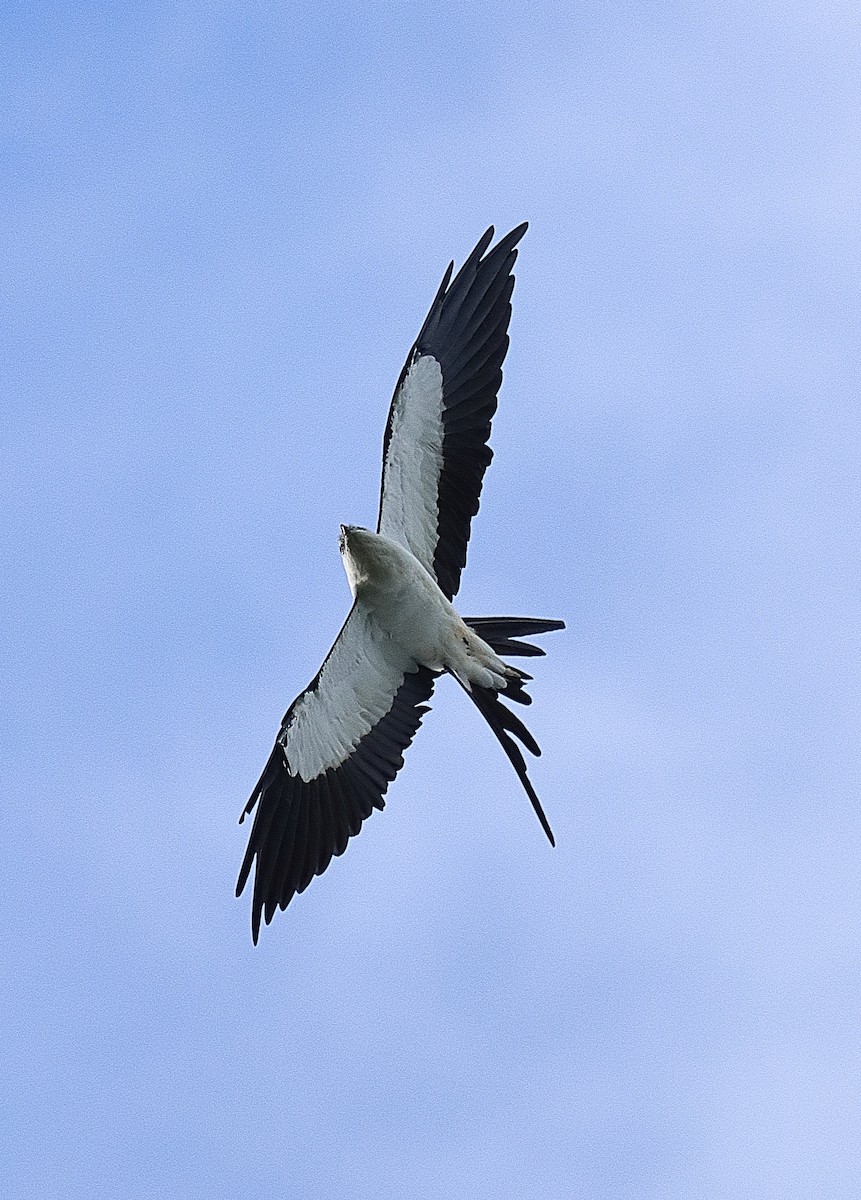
[377,223,527,599]
[237,604,436,942]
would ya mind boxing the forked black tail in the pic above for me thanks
[464,616,565,658]
[461,616,564,845]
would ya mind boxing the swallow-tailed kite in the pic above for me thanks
[237,223,563,941]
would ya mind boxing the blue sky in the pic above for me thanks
[3,2,860,1196]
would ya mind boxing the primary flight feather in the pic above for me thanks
[237,223,564,941]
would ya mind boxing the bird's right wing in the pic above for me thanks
[377,223,527,599]
[237,603,436,942]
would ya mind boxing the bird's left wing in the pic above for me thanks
[377,223,527,600]
[237,603,436,941]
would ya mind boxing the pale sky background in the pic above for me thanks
[3,3,861,1197]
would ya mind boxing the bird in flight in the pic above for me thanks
[237,223,564,941]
